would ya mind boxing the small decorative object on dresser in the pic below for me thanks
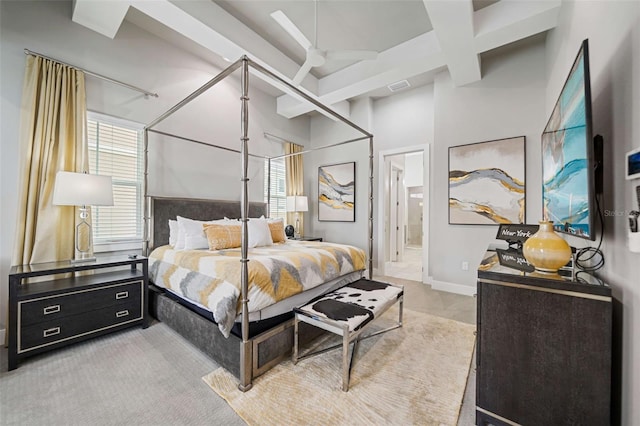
[522,220,572,272]
[284,224,295,238]
[7,255,148,370]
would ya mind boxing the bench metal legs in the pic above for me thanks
[343,333,362,391]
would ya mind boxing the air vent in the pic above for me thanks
[387,80,410,92]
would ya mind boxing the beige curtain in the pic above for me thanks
[285,143,304,235]
[12,55,88,265]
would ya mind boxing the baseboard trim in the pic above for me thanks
[428,277,477,297]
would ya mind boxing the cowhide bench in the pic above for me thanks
[292,278,404,391]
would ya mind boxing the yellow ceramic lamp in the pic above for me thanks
[522,221,572,273]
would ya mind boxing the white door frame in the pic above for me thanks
[377,144,430,282]
[389,165,405,262]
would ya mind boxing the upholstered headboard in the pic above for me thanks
[148,196,267,251]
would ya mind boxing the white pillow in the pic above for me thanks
[248,218,273,248]
[176,216,230,250]
[168,220,178,247]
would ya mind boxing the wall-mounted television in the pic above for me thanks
[542,39,601,241]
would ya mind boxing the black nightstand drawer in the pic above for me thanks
[19,299,143,352]
[19,281,143,327]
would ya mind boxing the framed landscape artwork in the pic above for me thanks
[318,162,355,222]
[449,136,526,225]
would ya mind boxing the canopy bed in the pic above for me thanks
[142,56,374,391]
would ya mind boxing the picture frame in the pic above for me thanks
[318,161,356,222]
[449,136,526,225]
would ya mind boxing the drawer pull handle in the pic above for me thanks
[116,310,129,318]
[43,305,61,315]
[43,327,60,337]
[115,291,129,300]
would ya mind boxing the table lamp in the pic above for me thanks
[286,195,308,238]
[53,171,114,263]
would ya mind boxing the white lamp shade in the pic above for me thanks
[286,195,308,212]
[52,171,114,206]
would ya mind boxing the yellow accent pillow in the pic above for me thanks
[268,219,286,243]
[203,223,242,250]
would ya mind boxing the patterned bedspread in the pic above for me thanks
[148,241,366,337]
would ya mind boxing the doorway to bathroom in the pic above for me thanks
[378,146,429,283]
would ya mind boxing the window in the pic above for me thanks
[87,112,143,248]
[264,157,287,219]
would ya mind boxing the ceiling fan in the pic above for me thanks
[271,1,378,86]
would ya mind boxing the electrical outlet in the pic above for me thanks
[461,261,469,271]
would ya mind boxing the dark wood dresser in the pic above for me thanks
[8,255,148,370]
[476,248,612,426]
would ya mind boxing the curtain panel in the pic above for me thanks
[285,143,304,235]
[12,55,88,265]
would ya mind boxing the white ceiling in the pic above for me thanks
[214,0,434,77]
[71,0,561,119]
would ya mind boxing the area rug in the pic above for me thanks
[203,308,476,426]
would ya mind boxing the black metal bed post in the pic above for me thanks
[368,136,374,280]
[238,56,253,392]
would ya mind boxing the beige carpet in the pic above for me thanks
[203,308,476,426]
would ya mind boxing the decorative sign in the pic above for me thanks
[496,224,539,247]
[496,248,535,273]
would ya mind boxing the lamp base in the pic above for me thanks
[75,212,95,263]
[294,214,301,239]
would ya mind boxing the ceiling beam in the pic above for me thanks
[277,32,445,118]
[423,0,480,87]
[474,0,562,53]
[72,0,130,39]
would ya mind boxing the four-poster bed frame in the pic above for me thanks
[142,56,374,391]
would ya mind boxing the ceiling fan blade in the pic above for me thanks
[325,50,378,61]
[270,10,312,51]
[292,60,314,86]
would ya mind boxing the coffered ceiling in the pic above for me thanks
[71,0,561,118]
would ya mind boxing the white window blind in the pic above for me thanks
[264,157,287,220]
[87,112,143,244]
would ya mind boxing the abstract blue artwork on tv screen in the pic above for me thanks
[542,44,592,239]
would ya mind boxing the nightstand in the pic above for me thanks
[7,255,148,370]
[289,236,323,242]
